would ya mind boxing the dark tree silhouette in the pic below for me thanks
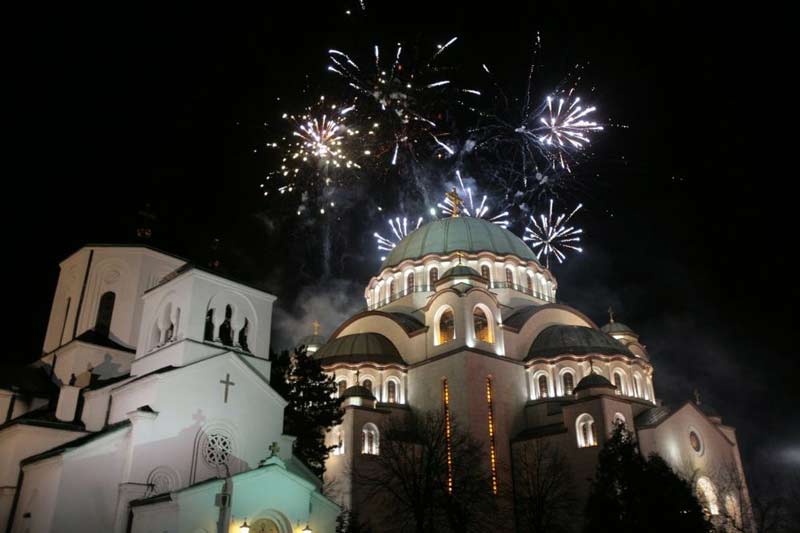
[584,423,710,533]
[354,410,499,533]
[281,346,342,477]
[335,509,373,533]
[513,439,577,533]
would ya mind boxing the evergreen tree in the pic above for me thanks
[335,509,372,533]
[268,348,291,398]
[282,346,343,477]
[584,423,710,533]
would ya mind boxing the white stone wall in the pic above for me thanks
[43,247,184,353]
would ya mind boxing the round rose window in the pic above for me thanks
[689,429,703,454]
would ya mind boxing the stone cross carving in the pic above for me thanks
[219,373,235,403]
[268,441,280,457]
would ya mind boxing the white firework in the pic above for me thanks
[437,171,510,228]
[374,216,423,261]
[523,199,583,268]
[537,93,603,172]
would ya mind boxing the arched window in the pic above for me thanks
[95,291,116,337]
[697,477,720,516]
[387,380,397,403]
[535,274,546,298]
[526,273,534,294]
[576,413,597,448]
[337,380,347,398]
[481,265,491,282]
[332,430,345,456]
[204,309,214,341]
[437,308,455,345]
[361,423,379,455]
[505,267,514,286]
[473,306,494,343]
[562,372,575,396]
[429,267,439,287]
[164,316,175,343]
[633,374,643,398]
[407,272,415,293]
[538,375,549,399]
[362,379,373,395]
[613,371,625,395]
[238,317,249,351]
[388,279,396,301]
[219,305,233,346]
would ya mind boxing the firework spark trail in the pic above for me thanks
[374,216,423,261]
[523,199,583,268]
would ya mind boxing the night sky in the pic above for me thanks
[6,2,795,497]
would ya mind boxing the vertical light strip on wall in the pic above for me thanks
[486,376,498,495]
[442,378,454,494]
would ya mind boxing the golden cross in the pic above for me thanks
[445,187,464,217]
[268,441,280,457]
[312,320,321,336]
[456,251,464,265]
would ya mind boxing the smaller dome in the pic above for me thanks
[527,325,634,359]
[298,334,327,349]
[316,332,404,365]
[574,373,615,393]
[441,265,481,279]
[341,384,376,400]
[601,321,637,337]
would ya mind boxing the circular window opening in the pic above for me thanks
[689,428,703,455]
[204,433,233,467]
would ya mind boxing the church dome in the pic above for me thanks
[297,334,327,351]
[440,265,481,279]
[527,325,634,359]
[573,373,615,394]
[340,384,376,400]
[381,217,538,269]
[601,321,637,337]
[315,332,404,365]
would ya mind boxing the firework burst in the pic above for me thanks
[263,96,367,216]
[328,38,478,165]
[537,92,603,171]
[468,35,604,210]
[374,215,423,261]
[523,199,583,268]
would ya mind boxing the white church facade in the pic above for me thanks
[311,215,752,531]
[0,245,339,533]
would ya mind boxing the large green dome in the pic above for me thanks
[381,217,538,269]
